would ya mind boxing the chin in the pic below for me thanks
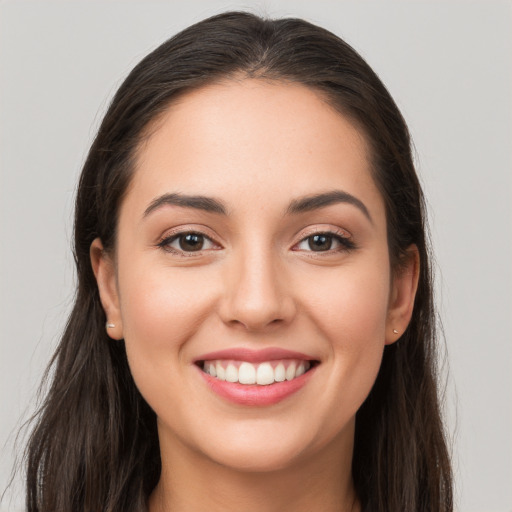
[193,418,332,474]
[205,442,307,473]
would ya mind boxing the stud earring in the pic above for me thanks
[393,329,399,334]
[106,322,115,329]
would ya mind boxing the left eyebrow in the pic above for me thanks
[285,190,372,223]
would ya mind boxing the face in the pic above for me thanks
[92,79,417,473]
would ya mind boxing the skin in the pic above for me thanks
[91,79,419,512]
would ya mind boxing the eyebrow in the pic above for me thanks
[285,190,372,222]
[144,193,227,217]
[143,190,372,222]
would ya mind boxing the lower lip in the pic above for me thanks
[197,365,316,406]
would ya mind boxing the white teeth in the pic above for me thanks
[285,362,296,381]
[256,362,274,385]
[225,363,238,382]
[274,363,286,382]
[238,362,256,384]
[216,362,226,381]
[204,359,314,386]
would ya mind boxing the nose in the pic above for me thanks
[218,245,296,332]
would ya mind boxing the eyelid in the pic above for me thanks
[296,225,352,242]
[158,225,221,243]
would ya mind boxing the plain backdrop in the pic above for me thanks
[0,1,511,511]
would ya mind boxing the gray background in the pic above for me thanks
[1,1,511,511]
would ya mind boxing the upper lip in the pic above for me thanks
[194,347,317,364]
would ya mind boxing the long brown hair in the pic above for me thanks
[24,11,452,511]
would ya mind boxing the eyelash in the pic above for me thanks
[157,228,356,258]
[157,231,220,257]
[294,229,356,254]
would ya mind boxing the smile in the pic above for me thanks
[195,348,319,406]
[201,359,312,385]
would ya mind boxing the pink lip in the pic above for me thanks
[195,347,315,364]
[197,365,317,406]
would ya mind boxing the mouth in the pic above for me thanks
[194,348,319,406]
[198,358,318,385]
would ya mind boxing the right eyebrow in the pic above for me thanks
[143,193,228,218]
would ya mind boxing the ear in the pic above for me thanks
[90,238,123,340]
[385,244,420,345]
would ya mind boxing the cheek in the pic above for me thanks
[306,260,390,343]
[302,259,390,404]
[116,260,219,382]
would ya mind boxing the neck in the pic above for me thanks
[149,426,360,512]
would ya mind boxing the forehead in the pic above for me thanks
[125,79,384,222]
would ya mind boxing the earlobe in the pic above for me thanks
[385,245,420,345]
[90,238,123,340]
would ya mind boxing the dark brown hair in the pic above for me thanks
[24,11,452,511]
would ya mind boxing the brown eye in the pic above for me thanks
[159,231,218,254]
[308,234,333,251]
[295,231,355,253]
[178,233,204,251]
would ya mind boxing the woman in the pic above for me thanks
[24,11,452,512]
